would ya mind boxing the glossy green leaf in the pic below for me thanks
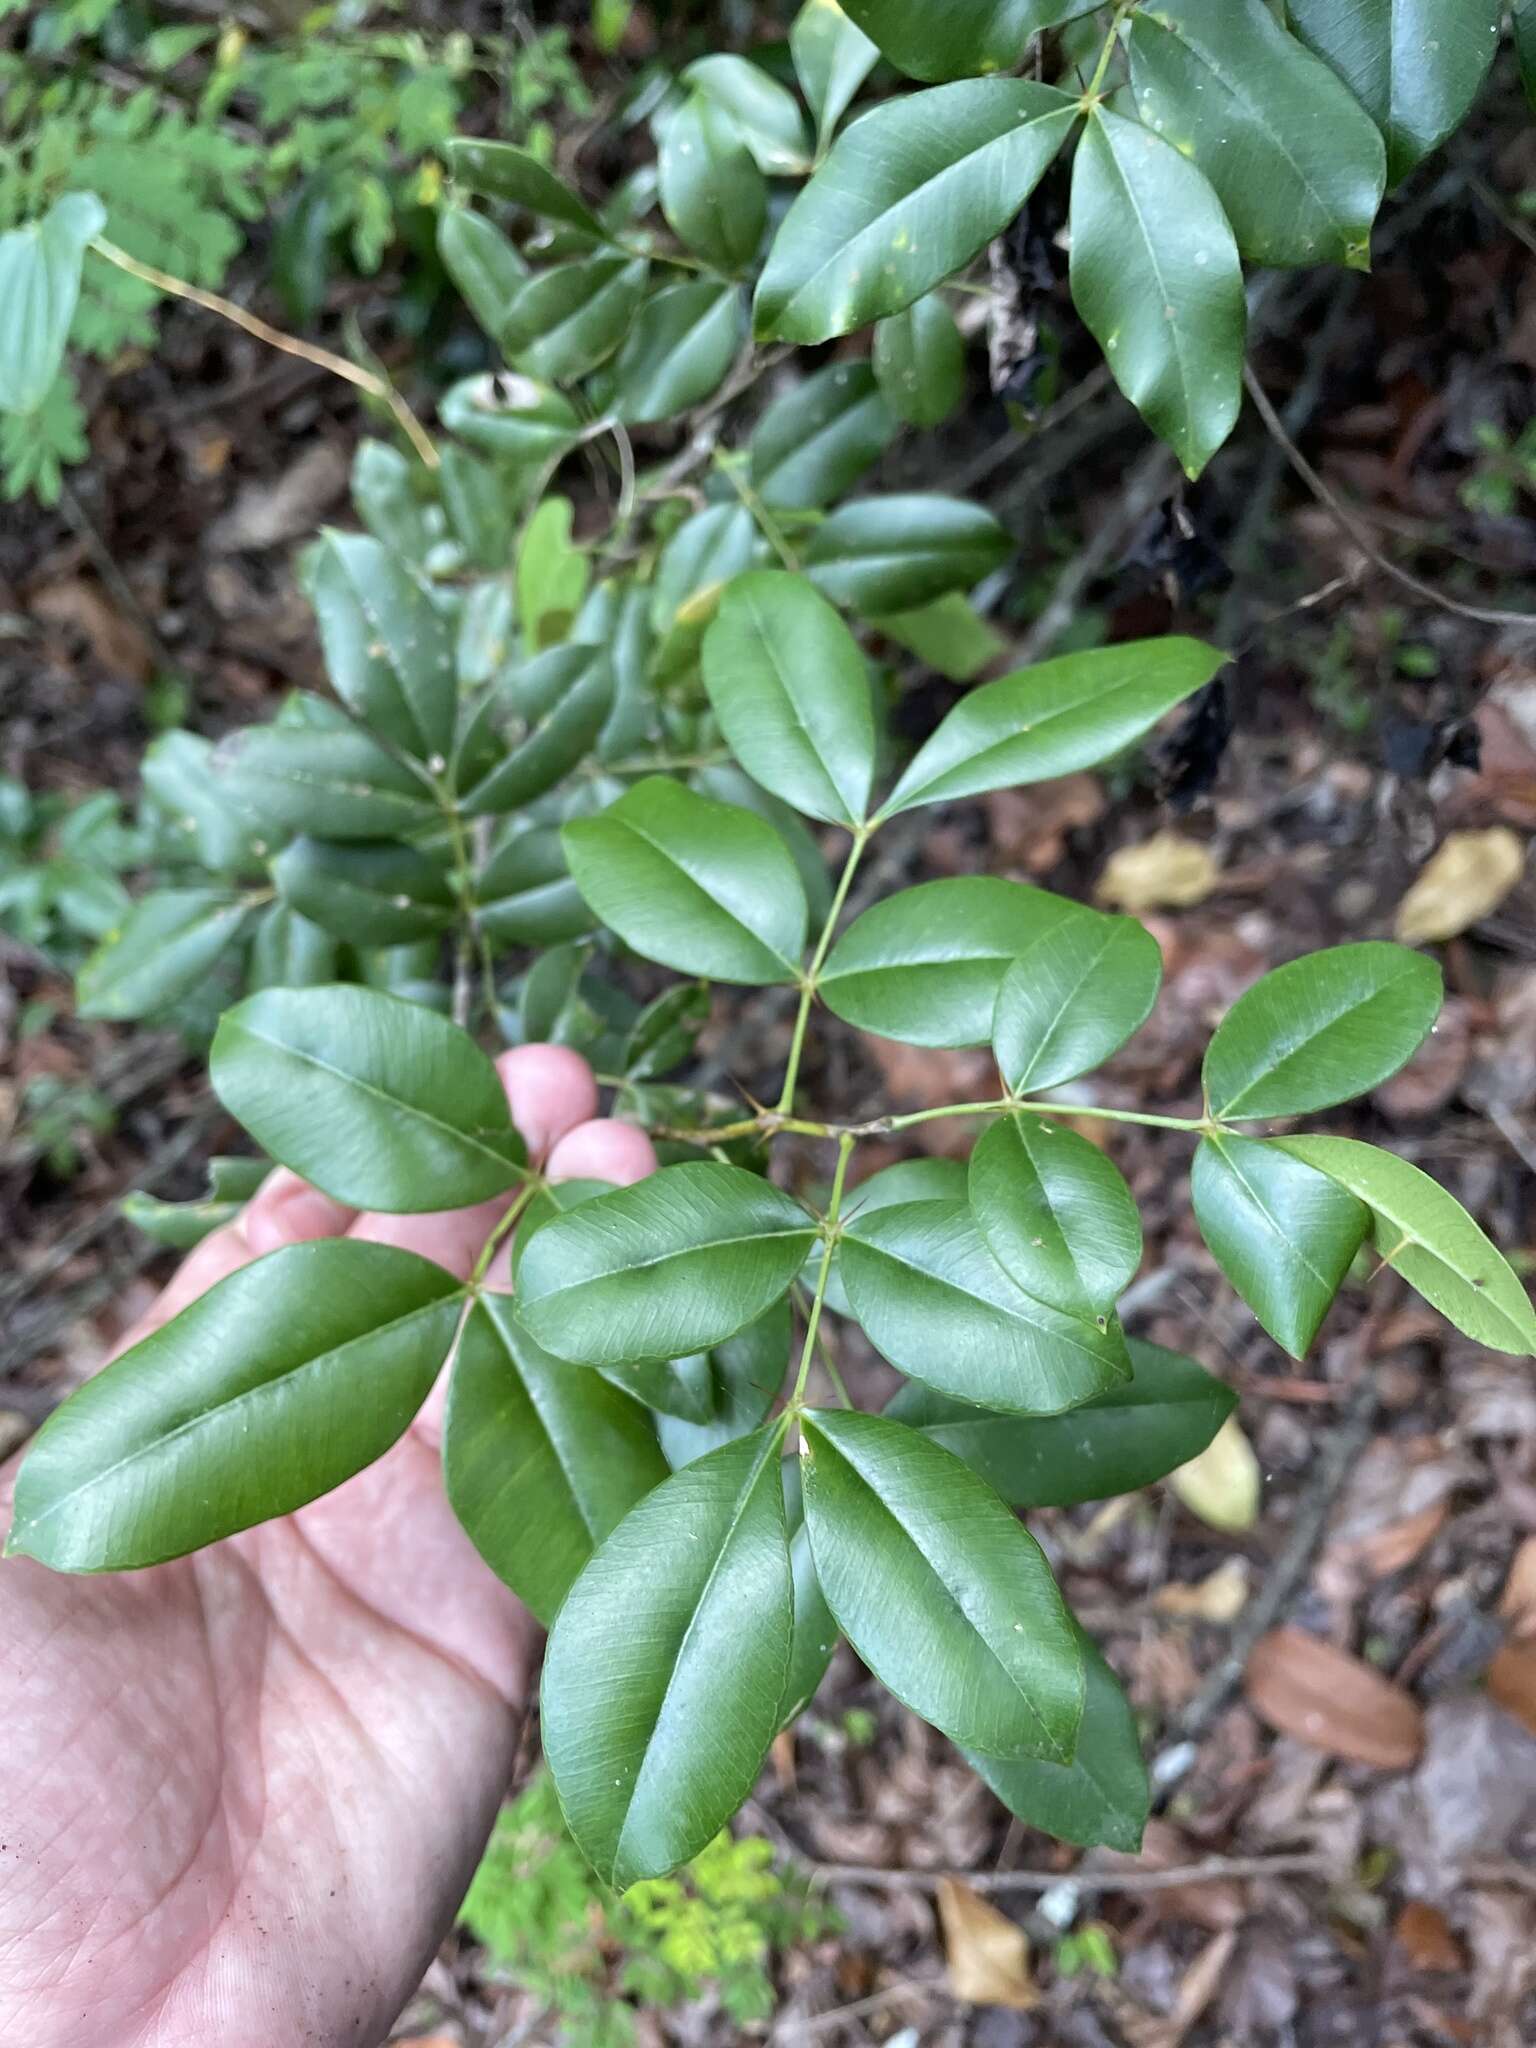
[306,531,455,763]
[272,837,455,948]
[702,571,876,826]
[603,1352,717,1426]
[474,825,592,945]
[517,496,589,649]
[790,0,879,146]
[682,54,813,174]
[872,293,966,428]
[993,912,1163,1092]
[840,1197,1130,1414]
[970,1114,1142,1315]
[142,729,271,877]
[652,1301,792,1469]
[445,1296,668,1626]
[77,888,255,1020]
[623,982,710,1082]
[607,281,746,425]
[1069,107,1244,479]
[821,876,1085,1046]
[839,0,1092,81]
[0,191,105,415]
[755,81,1077,342]
[504,254,650,383]
[749,360,895,512]
[967,1628,1147,1851]
[516,1162,817,1365]
[440,448,517,575]
[659,95,767,270]
[871,592,1003,680]
[802,1409,1082,1759]
[464,645,614,816]
[7,1240,463,1570]
[563,776,808,985]
[805,495,1011,614]
[694,763,836,927]
[1203,941,1443,1120]
[816,1157,969,1316]
[210,984,526,1211]
[649,502,760,656]
[885,636,1223,815]
[541,1428,791,1888]
[1192,1134,1368,1360]
[1287,0,1501,186]
[436,205,528,353]
[249,902,338,991]
[1126,0,1385,269]
[781,1461,838,1724]
[1276,1135,1536,1356]
[886,1338,1236,1506]
[215,722,439,842]
[352,440,434,562]
[445,138,607,237]
[438,372,584,467]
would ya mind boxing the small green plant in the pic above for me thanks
[1461,418,1536,519]
[3,0,1534,1910]
[459,1771,834,2042]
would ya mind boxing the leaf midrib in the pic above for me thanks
[1213,969,1421,1116]
[1092,112,1201,454]
[616,811,801,974]
[526,1219,814,1307]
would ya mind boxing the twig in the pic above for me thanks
[807,1851,1337,1896]
[798,1976,945,2036]
[89,238,439,469]
[1242,361,1536,634]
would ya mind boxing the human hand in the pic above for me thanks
[0,1045,656,2048]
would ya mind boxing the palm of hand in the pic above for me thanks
[0,1047,654,2048]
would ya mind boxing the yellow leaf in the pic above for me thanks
[1169,1412,1260,1532]
[1152,1555,1250,1622]
[936,1876,1041,2010]
[1394,828,1525,943]
[1096,831,1220,913]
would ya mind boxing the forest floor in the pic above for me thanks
[4,49,1536,2048]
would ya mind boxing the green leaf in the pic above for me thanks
[820,876,1086,1046]
[653,1301,792,1468]
[76,888,255,1020]
[1192,1134,1368,1360]
[607,281,746,425]
[1518,0,1536,110]
[445,138,608,238]
[781,1461,838,1724]
[474,825,592,945]
[790,0,879,147]
[272,837,455,948]
[516,1162,817,1364]
[120,1155,268,1252]
[886,1338,1236,1506]
[839,1197,1131,1414]
[1126,0,1385,269]
[142,730,270,877]
[819,1156,969,1314]
[992,912,1163,1092]
[0,191,106,415]
[352,441,434,563]
[805,495,1011,614]
[602,1352,718,1425]
[210,984,526,1211]
[870,592,1003,680]
[681,54,814,174]
[249,902,338,991]
[563,776,809,985]
[967,1628,1147,1851]
[464,644,614,816]
[541,1427,791,1888]
[649,503,760,665]
[7,1240,463,1571]
[440,448,517,575]
[754,81,1077,342]
[504,254,650,383]
[1069,107,1244,479]
[307,531,457,764]
[215,722,440,842]
[802,1409,1082,1760]
[1275,1135,1536,1356]
[1286,0,1501,186]
[659,95,768,270]
[748,360,896,511]
[695,764,836,927]
[444,1295,668,1627]
[702,571,876,826]
[1203,941,1443,1120]
[969,1114,1142,1316]
[838,0,1093,81]
[883,636,1225,815]
[873,293,967,428]
[517,496,589,648]
[439,372,584,467]
[436,205,529,354]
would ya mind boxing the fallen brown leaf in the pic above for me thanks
[1486,1640,1536,1740]
[1097,832,1220,914]
[1497,1535,1536,1638]
[1152,1556,1251,1623]
[1394,828,1525,943]
[935,1877,1040,2010]
[1393,1900,1465,1974]
[1244,1626,1424,1769]
[1355,1500,1449,1578]
[31,575,153,681]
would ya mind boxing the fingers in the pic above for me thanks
[496,1044,598,1159]
[243,1169,356,1257]
[547,1116,658,1188]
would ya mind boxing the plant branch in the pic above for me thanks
[805,1850,1338,1897]
[89,238,440,470]
[777,827,869,1116]
[790,1133,855,1410]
